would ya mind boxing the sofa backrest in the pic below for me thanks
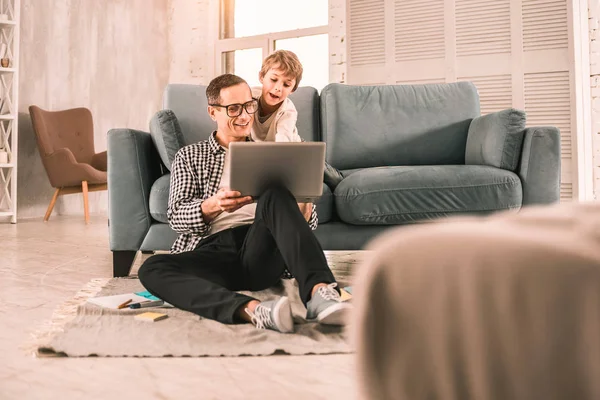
[288,87,320,142]
[162,84,320,145]
[163,84,215,145]
[320,82,481,170]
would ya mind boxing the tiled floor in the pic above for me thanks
[1,216,368,400]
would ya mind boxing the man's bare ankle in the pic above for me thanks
[310,283,328,298]
[238,300,261,323]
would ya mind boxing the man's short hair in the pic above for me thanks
[259,50,303,91]
[206,74,248,105]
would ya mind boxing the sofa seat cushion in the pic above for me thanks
[149,174,171,223]
[150,173,335,225]
[335,165,522,225]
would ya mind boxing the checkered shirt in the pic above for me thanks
[168,132,318,254]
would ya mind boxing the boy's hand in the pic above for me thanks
[214,188,254,213]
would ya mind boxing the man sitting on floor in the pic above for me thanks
[138,73,351,333]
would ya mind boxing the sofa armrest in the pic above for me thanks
[108,128,163,251]
[518,127,561,206]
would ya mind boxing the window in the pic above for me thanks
[222,48,263,88]
[216,0,329,91]
[276,34,329,91]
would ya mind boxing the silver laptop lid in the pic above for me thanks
[228,142,326,202]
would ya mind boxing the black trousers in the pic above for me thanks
[138,185,336,324]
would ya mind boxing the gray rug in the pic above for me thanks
[26,275,354,358]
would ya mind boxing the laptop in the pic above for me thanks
[228,142,326,202]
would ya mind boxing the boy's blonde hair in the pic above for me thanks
[259,50,303,91]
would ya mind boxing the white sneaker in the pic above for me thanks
[245,296,294,333]
[306,283,353,325]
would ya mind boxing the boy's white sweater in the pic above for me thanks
[250,87,302,143]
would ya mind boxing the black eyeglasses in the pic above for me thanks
[209,98,259,118]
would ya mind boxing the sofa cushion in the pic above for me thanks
[324,162,345,190]
[141,223,178,251]
[320,82,480,170]
[149,173,334,225]
[315,183,334,224]
[149,174,171,223]
[465,108,527,171]
[149,110,185,170]
[288,87,321,142]
[162,85,216,145]
[335,165,522,225]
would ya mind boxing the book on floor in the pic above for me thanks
[86,293,151,309]
[87,293,173,309]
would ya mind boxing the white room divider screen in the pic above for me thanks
[347,0,584,202]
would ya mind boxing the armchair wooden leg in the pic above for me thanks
[82,180,89,224]
[44,188,60,222]
[113,251,137,277]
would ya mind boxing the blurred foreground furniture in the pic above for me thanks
[353,202,600,400]
[29,106,107,224]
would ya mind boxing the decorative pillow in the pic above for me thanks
[149,109,185,171]
[465,108,526,171]
[324,161,345,190]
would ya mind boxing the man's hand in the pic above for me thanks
[214,188,254,212]
[201,188,253,223]
[298,202,312,222]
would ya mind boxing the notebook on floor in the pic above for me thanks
[87,291,173,309]
[86,293,150,309]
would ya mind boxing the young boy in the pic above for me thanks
[251,50,344,188]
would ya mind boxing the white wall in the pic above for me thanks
[590,0,600,199]
[18,0,170,219]
[329,0,347,84]
[168,0,215,85]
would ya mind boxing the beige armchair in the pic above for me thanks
[29,106,107,223]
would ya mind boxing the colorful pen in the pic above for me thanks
[117,299,132,309]
[128,300,164,309]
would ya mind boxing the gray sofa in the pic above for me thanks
[108,82,560,277]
